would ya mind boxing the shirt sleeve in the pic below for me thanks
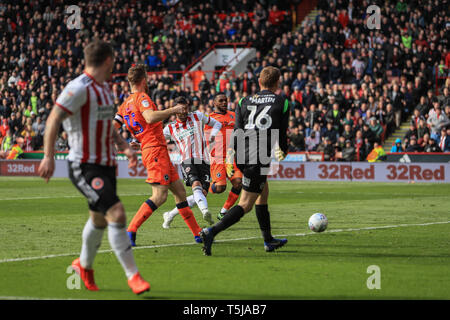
[114,105,124,125]
[163,125,172,140]
[55,81,87,115]
[137,93,157,113]
[206,115,222,139]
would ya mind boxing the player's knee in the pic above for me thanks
[231,179,242,192]
[238,201,253,214]
[105,202,127,225]
[152,189,168,206]
[215,184,226,193]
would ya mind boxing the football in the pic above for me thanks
[308,213,328,233]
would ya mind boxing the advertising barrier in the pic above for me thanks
[1,160,448,183]
[386,153,450,163]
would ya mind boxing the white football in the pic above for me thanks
[308,213,328,232]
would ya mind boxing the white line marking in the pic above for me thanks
[0,193,151,201]
[0,220,449,264]
[0,296,87,300]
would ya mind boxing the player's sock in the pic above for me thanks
[209,183,217,194]
[108,222,139,280]
[193,185,208,213]
[222,187,241,213]
[176,200,202,236]
[255,204,273,242]
[166,195,196,220]
[211,205,245,236]
[80,218,105,269]
[127,199,158,233]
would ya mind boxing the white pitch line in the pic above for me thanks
[0,193,151,201]
[0,220,449,264]
[0,296,88,300]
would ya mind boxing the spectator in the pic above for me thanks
[55,131,69,152]
[427,107,449,139]
[390,138,404,152]
[288,126,305,151]
[305,131,320,151]
[341,140,356,161]
[406,137,421,152]
[438,127,450,152]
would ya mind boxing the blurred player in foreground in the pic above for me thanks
[38,41,150,294]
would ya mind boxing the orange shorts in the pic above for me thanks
[142,146,179,185]
[210,159,243,186]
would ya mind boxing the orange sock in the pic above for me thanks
[223,187,241,211]
[127,199,157,233]
[177,201,202,236]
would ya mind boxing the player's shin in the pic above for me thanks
[176,200,202,236]
[127,199,158,232]
[221,186,241,214]
[80,218,105,269]
[211,205,245,236]
[108,222,139,279]
[167,195,196,219]
[193,185,208,212]
[255,204,273,242]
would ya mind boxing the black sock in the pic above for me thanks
[211,205,245,236]
[255,204,273,242]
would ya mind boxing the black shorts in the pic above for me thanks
[68,161,120,214]
[180,159,211,191]
[236,164,269,194]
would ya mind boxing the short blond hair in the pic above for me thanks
[127,64,147,86]
[259,66,281,89]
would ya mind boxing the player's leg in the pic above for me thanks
[169,178,203,241]
[191,179,213,224]
[127,184,168,245]
[218,175,242,220]
[162,194,196,229]
[105,201,150,294]
[199,188,259,256]
[72,210,106,291]
[68,162,108,291]
[254,182,287,252]
[127,147,170,244]
[209,162,227,194]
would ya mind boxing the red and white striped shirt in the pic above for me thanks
[163,111,221,163]
[55,71,116,166]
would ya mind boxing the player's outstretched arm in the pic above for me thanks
[38,106,68,183]
[141,104,184,124]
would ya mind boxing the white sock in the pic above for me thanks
[187,194,196,208]
[167,195,196,220]
[220,208,228,214]
[80,218,105,269]
[193,186,208,213]
[108,222,138,279]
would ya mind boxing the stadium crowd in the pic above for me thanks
[0,0,449,161]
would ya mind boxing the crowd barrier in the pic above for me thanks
[1,160,449,183]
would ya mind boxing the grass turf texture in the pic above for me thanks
[0,177,449,300]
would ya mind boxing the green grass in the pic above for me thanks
[0,177,449,300]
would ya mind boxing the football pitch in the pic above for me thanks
[0,177,449,300]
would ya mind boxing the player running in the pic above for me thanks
[113,64,203,246]
[199,66,289,256]
[161,96,222,227]
[206,92,243,220]
[38,41,150,294]
[162,93,241,228]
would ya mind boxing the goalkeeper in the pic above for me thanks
[200,66,290,255]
